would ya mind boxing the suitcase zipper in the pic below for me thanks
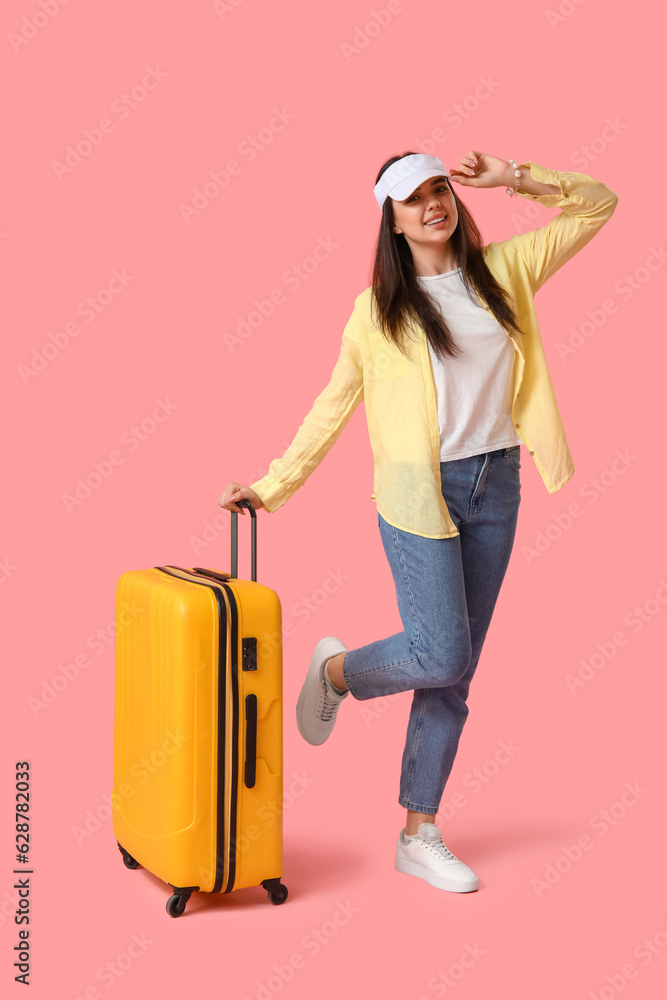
[156,566,240,894]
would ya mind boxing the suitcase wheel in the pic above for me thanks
[117,843,140,870]
[166,885,198,917]
[166,894,189,918]
[264,881,289,905]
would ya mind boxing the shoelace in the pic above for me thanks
[423,839,458,862]
[318,680,343,722]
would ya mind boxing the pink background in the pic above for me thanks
[3,0,665,997]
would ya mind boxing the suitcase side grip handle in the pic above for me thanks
[244,694,257,788]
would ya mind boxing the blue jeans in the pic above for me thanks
[341,446,522,814]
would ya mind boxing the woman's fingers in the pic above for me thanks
[449,151,486,184]
[218,484,265,514]
[219,484,246,514]
[461,152,479,174]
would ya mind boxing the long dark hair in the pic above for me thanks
[370,151,524,363]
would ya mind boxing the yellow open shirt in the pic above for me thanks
[250,161,619,539]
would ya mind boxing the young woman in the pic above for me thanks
[219,150,618,893]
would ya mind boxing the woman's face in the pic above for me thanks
[391,176,458,246]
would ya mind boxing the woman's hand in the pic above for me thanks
[448,151,513,190]
[218,483,265,515]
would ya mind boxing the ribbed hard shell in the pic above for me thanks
[112,566,283,896]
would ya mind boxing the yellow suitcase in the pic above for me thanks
[112,500,287,916]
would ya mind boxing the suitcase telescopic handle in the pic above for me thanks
[231,499,257,582]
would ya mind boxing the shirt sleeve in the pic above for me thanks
[498,160,619,293]
[248,303,365,513]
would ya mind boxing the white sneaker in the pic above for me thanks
[395,823,479,893]
[296,637,349,746]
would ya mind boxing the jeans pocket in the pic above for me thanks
[505,445,521,472]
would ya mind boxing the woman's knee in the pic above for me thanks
[412,633,472,687]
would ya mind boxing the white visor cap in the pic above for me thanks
[373,153,451,211]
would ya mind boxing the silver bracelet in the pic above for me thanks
[505,158,522,197]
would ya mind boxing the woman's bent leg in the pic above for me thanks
[341,516,472,701]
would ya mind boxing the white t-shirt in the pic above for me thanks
[417,267,522,461]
